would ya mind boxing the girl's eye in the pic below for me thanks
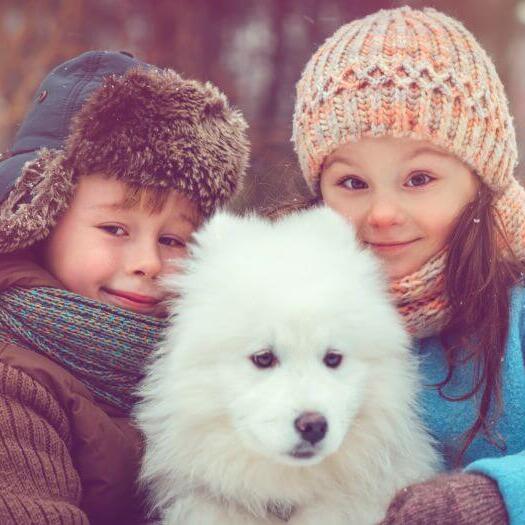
[99,225,127,236]
[323,350,343,368]
[341,176,368,190]
[250,349,278,369]
[159,236,185,248]
[406,172,434,188]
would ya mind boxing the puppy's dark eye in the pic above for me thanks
[251,350,278,369]
[324,351,343,368]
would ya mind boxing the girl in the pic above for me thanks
[291,7,524,525]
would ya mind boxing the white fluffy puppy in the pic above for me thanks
[136,207,440,525]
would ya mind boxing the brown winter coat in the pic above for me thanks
[0,253,147,525]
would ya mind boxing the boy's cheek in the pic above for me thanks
[160,256,187,276]
[151,287,182,317]
[153,303,170,318]
[155,252,192,313]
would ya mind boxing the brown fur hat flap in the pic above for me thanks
[0,150,73,253]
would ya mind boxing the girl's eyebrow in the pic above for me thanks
[406,147,450,161]
[323,155,360,170]
[323,145,451,172]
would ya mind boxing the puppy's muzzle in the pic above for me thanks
[294,412,328,444]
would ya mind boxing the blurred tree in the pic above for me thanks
[0,0,522,210]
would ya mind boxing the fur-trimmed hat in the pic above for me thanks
[0,50,249,253]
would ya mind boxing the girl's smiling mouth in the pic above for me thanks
[365,239,420,253]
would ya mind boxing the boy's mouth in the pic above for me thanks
[101,287,162,306]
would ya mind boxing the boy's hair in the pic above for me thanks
[0,51,249,253]
[120,183,171,215]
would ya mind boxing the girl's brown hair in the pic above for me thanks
[266,183,525,463]
[440,183,525,462]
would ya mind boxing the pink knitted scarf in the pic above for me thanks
[390,251,448,339]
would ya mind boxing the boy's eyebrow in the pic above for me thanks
[179,213,200,228]
[88,203,200,227]
[89,202,124,210]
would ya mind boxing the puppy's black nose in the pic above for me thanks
[294,412,328,444]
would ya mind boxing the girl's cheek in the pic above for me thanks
[343,209,365,231]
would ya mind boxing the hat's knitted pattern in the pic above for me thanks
[292,7,525,338]
[293,6,517,193]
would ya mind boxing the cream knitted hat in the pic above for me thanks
[292,6,518,195]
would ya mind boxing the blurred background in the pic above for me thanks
[1,0,524,210]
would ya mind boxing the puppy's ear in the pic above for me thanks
[191,210,271,255]
[159,212,246,297]
[280,206,360,249]
[304,206,355,235]
[191,210,244,251]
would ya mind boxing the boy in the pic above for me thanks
[0,50,249,524]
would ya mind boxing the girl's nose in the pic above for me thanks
[366,195,406,228]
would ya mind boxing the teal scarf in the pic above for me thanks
[0,286,168,412]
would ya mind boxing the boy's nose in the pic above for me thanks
[131,246,163,278]
[366,196,405,228]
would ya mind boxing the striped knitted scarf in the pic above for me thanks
[390,250,448,339]
[0,286,168,412]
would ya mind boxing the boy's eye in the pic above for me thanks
[99,225,127,236]
[159,236,186,248]
[341,176,368,190]
[406,172,434,187]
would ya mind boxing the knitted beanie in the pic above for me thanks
[292,7,525,337]
[0,51,250,253]
[293,6,517,194]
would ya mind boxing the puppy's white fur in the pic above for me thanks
[136,208,440,525]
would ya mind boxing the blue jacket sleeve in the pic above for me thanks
[463,287,525,525]
[465,452,525,525]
